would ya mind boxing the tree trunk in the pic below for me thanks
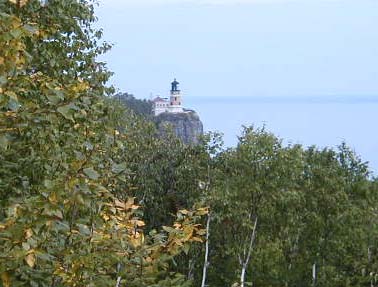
[187,258,195,280]
[115,276,121,287]
[239,216,258,287]
[201,213,211,287]
[240,264,247,287]
[115,263,121,287]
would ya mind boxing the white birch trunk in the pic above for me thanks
[115,263,121,287]
[115,276,121,287]
[201,213,211,287]
[240,264,247,287]
[239,216,258,287]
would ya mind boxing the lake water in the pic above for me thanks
[185,96,378,174]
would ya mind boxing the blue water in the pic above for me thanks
[185,96,378,174]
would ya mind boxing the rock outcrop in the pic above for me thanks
[154,110,203,145]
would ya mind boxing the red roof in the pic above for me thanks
[152,96,168,103]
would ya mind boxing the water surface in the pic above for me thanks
[185,96,378,174]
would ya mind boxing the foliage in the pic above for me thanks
[0,1,207,286]
[205,126,378,287]
[2,1,378,287]
[114,92,153,118]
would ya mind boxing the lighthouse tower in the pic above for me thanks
[168,78,184,113]
[152,79,185,115]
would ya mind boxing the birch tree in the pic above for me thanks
[213,126,287,286]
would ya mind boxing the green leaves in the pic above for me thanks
[0,23,203,280]
[0,76,7,85]
[57,103,76,121]
[111,162,127,174]
[0,135,9,150]
[22,24,38,34]
[2,0,374,285]
[83,167,99,180]
[205,126,376,287]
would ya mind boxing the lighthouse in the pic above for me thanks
[169,78,184,113]
[152,79,184,115]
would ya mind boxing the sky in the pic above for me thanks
[96,0,378,99]
[95,0,378,171]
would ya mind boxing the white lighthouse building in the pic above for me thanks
[153,79,184,116]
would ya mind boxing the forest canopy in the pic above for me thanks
[1,1,378,287]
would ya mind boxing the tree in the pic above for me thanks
[210,126,297,286]
[0,1,207,286]
[115,92,153,117]
[204,126,377,287]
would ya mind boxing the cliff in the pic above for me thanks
[113,93,203,144]
[154,111,204,145]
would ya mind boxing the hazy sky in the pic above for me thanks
[96,0,378,99]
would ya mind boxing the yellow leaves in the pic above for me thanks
[129,231,144,248]
[114,198,139,211]
[161,207,208,256]
[53,265,66,277]
[114,199,126,209]
[5,90,18,101]
[101,213,111,223]
[0,13,36,76]
[8,0,29,7]
[173,223,182,229]
[182,226,194,241]
[191,236,204,243]
[48,192,58,204]
[0,219,15,231]
[4,111,17,118]
[101,212,110,221]
[99,197,149,250]
[176,207,209,217]
[196,207,210,216]
[70,159,84,172]
[35,29,44,38]
[130,219,145,227]
[91,230,111,244]
[25,250,36,268]
[71,80,89,94]
[24,228,33,239]
[29,71,43,79]
[1,272,10,287]
[8,17,20,30]
[19,0,29,7]
[125,197,140,210]
[101,197,145,235]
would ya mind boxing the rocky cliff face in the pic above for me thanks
[154,111,203,145]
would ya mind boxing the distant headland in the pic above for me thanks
[115,79,203,144]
